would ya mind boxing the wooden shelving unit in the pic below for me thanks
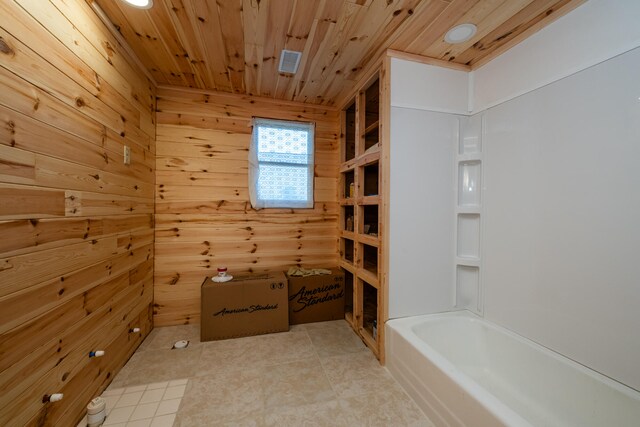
[339,72,386,360]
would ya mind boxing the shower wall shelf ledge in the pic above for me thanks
[458,153,482,162]
[455,258,481,267]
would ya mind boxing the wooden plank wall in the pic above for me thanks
[0,1,155,425]
[155,87,340,326]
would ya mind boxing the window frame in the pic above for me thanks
[248,117,315,209]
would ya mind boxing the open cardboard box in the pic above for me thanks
[286,268,345,325]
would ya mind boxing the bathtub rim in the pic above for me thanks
[386,309,640,426]
[387,310,531,426]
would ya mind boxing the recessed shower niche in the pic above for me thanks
[458,161,481,206]
[456,265,479,312]
[457,214,480,259]
[459,114,482,155]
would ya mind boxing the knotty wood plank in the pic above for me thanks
[0,104,154,182]
[65,190,154,217]
[14,0,154,124]
[0,231,151,297]
[40,0,155,119]
[155,222,337,242]
[217,0,246,93]
[242,0,269,96]
[274,0,320,99]
[0,0,149,130]
[0,27,125,135]
[155,238,337,257]
[0,184,65,218]
[0,145,153,198]
[0,244,153,334]
[259,0,295,98]
[92,0,171,85]
[158,86,338,122]
[193,0,234,92]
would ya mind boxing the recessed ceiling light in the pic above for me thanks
[444,23,477,44]
[120,0,153,9]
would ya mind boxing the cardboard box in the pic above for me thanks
[286,268,345,325]
[201,272,289,341]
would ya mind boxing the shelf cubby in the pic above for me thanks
[360,243,378,276]
[457,213,480,259]
[341,237,355,265]
[360,205,378,236]
[362,162,379,197]
[342,170,355,200]
[458,161,481,207]
[361,278,378,342]
[456,265,479,312]
[344,101,356,162]
[459,114,482,155]
[343,268,354,325]
[364,79,380,131]
[342,205,355,232]
[364,125,379,152]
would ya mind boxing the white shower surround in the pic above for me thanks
[387,0,640,395]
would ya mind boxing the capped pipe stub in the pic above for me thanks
[87,396,107,427]
[87,397,106,415]
[45,393,64,402]
[173,339,189,349]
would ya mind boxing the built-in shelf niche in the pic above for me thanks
[342,170,355,199]
[458,161,481,206]
[342,205,355,232]
[364,126,379,151]
[459,114,482,155]
[364,79,379,130]
[361,279,378,342]
[360,243,378,274]
[344,268,354,321]
[457,214,480,259]
[344,101,356,162]
[362,162,379,197]
[341,238,354,264]
[456,265,479,312]
[361,205,378,236]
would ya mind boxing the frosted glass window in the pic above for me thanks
[249,118,314,208]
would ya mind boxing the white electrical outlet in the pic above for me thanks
[123,145,131,165]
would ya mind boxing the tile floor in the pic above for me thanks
[78,320,433,427]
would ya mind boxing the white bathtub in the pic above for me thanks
[385,311,640,427]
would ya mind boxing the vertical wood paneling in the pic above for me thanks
[155,87,339,326]
[0,0,155,425]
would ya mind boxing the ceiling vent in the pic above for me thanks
[278,50,302,74]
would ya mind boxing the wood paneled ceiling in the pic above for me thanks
[94,0,584,106]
